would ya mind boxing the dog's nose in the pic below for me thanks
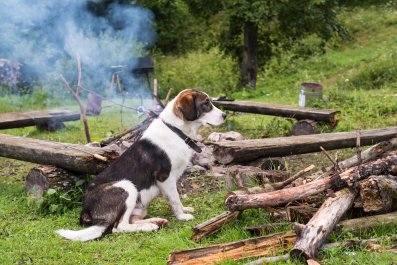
[222,112,227,120]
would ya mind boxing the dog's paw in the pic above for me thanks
[183,206,195,213]
[176,213,194,221]
[140,223,160,232]
[146,217,169,228]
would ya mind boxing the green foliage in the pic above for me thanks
[155,48,238,96]
[28,176,94,215]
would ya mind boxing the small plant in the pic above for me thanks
[28,175,94,215]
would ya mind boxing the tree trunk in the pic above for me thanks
[167,231,296,265]
[212,127,397,164]
[239,22,258,89]
[290,188,357,260]
[335,211,397,233]
[358,175,397,213]
[0,133,118,173]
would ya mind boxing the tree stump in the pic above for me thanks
[292,119,318,136]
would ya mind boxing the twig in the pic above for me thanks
[244,254,290,265]
[76,55,82,96]
[59,74,91,143]
[66,145,107,162]
[164,88,173,106]
[108,74,115,94]
[320,146,341,172]
[100,127,136,146]
[356,129,362,165]
[273,164,315,189]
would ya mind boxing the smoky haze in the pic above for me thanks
[0,0,156,98]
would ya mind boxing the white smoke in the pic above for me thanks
[0,0,156,97]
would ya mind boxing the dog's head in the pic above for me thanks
[172,89,226,127]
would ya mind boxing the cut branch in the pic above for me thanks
[213,127,397,164]
[0,133,117,173]
[191,211,240,242]
[59,74,91,143]
[167,231,296,265]
[290,188,357,260]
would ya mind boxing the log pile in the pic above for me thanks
[168,137,397,264]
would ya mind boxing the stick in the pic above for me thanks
[191,211,240,242]
[357,129,362,165]
[272,164,315,189]
[59,75,91,143]
[76,55,82,97]
[164,88,173,106]
[108,74,115,94]
[320,146,340,172]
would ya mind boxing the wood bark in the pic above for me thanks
[239,22,258,89]
[212,127,397,164]
[335,211,397,233]
[0,133,118,173]
[226,176,333,211]
[226,152,397,211]
[290,188,357,260]
[358,175,397,213]
[25,165,83,198]
[292,119,318,136]
[225,165,289,190]
[167,231,296,265]
[286,205,318,224]
[191,211,240,242]
[246,223,292,236]
[212,100,339,124]
[303,137,397,181]
[0,109,79,130]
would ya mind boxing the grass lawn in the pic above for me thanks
[1,5,397,265]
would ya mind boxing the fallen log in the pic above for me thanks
[0,109,80,130]
[25,165,83,198]
[212,100,340,124]
[167,231,296,265]
[213,127,397,164]
[191,211,240,242]
[246,236,397,265]
[335,211,397,233]
[225,152,397,211]
[0,134,118,173]
[290,188,357,260]
[358,175,397,213]
[304,138,397,182]
[246,223,292,236]
[225,165,289,190]
[286,205,318,224]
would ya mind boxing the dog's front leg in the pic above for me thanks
[157,178,194,221]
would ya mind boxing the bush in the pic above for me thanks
[155,48,238,97]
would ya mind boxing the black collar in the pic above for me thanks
[161,120,202,153]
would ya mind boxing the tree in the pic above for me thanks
[185,0,348,89]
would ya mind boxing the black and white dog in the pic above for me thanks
[57,89,226,241]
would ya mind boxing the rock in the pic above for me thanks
[207,131,244,143]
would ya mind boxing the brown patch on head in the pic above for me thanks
[173,89,212,121]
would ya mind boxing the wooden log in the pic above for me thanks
[226,177,333,211]
[290,188,357,260]
[305,138,397,182]
[226,152,397,212]
[25,165,83,199]
[292,119,318,136]
[247,223,292,236]
[358,175,397,213]
[0,109,80,130]
[212,100,340,124]
[213,127,397,164]
[0,134,118,173]
[167,231,296,265]
[225,165,289,190]
[287,205,318,224]
[336,211,397,233]
[191,211,240,242]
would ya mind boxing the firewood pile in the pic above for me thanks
[167,136,397,264]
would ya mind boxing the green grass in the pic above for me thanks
[1,5,397,265]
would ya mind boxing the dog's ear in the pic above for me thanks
[174,93,197,121]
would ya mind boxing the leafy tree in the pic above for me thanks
[185,0,348,89]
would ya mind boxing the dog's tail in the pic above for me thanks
[56,225,107,242]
